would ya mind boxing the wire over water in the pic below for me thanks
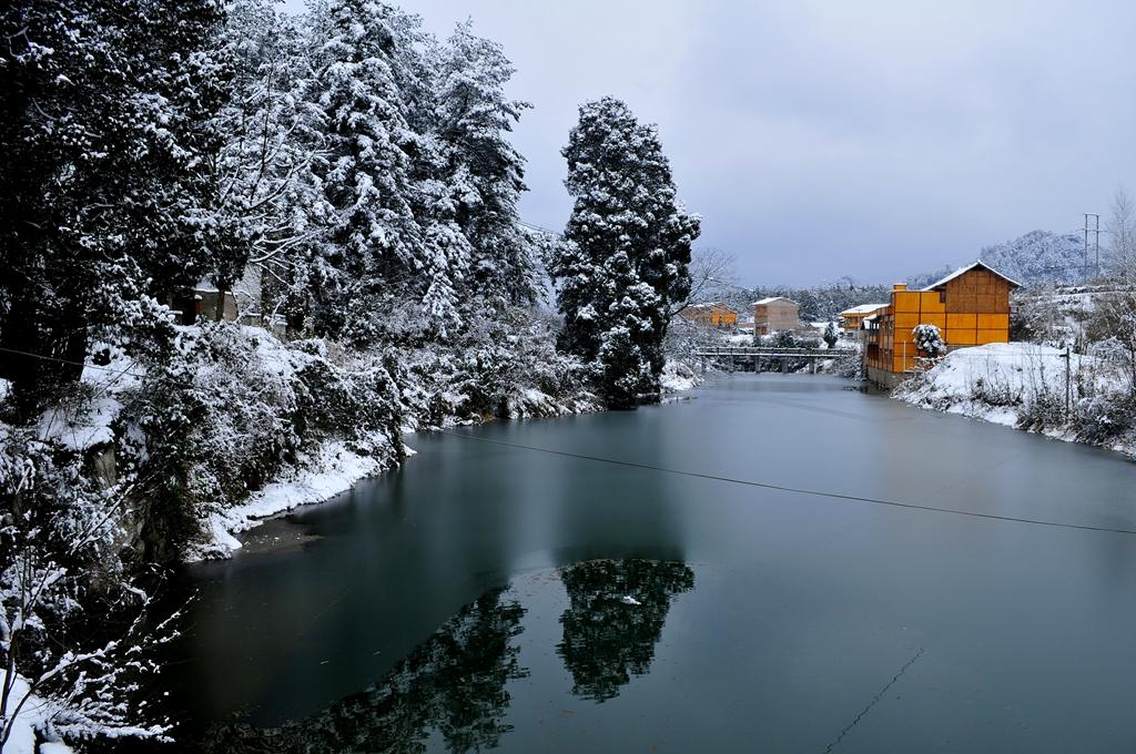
[439,429,1136,537]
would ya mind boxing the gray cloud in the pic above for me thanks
[285,0,1136,285]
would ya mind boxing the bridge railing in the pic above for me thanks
[694,345,858,357]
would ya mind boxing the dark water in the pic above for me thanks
[166,375,1136,752]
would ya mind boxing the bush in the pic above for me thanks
[913,324,946,357]
[399,309,596,426]
[1070,394,1134,445]
[969,375,1020,408]
[1016,388,1065,432]
[121,324,404,559]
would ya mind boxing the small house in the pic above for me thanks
[172,279,238,325]
[840,303,889,332]
[752,297,800,336]
[864,261,1019,387]
[678,302,739,328]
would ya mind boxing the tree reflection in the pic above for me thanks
[203,588,527,753]
[557,559,695,702]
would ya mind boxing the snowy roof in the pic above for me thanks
[752,296,796,306]
[920,261,1022,291]
[685,301,735,311]
[840,303,889,316]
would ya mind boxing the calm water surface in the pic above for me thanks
[167,375,1136,752]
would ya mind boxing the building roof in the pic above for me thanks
[752,296,797,306]
[684,301,736,311]
[920,261,1022,291]
[840,303,889,316]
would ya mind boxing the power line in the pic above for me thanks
[439,429,1136,538]
[0,345,145,379]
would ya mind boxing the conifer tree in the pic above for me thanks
[432,21,539,312]
[553,98,700,408]
[307,0,421,343]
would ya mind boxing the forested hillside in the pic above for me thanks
[979,230,1086,285]
[0,0,699,748]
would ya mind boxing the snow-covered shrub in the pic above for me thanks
[120,324,404,558]
[968,375,1020,408]
[1084,291,1136,393]
[1,427,174,749]
[823,321,839,348]
[400,310,595,426]
[913,324,946,357]
[1070,394,1134,445]
[1016,388,1065,432]
[829,351,863,379]
[771,330,797,348]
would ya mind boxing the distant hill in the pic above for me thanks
[978,230,1086,285]
[712,230,1089,321]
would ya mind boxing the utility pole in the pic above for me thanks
[1084,213,1102,280]
[1060,345,1072,416]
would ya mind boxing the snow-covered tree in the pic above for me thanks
[913,323,947,357]
[823,321,839,348]
[552,98,700,408]
[432,21,540,312]
[1106,188,1136,279]
[1,429,177,749]
[217,0,330,330]
[305,0,422,343]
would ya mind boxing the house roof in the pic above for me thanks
[752,296,797,306]
[685,301,736,311]
[921,261,1022,291]
[840,303,889,316]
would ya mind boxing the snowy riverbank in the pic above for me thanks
[192,358,701,561]
[895,343,1136,458]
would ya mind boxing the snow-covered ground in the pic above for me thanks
[4,676,76,754]
[189,438,411,561]
[660,360,701,392]
[896,343,1135,456]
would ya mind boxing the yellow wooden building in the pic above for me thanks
[678,302,739,328]
[864,261,1019,385]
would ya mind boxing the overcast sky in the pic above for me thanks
[285,0,1136,286]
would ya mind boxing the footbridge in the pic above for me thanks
[695,345,858,373]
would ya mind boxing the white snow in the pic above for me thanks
[188,437,405,561]
[660,360,700,393]
[896,343,1133,452]
[3,675,77,754]
[840,303,889,315]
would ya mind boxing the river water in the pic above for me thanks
[166,374,1136,752]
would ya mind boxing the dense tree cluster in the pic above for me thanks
[0,0,579,747]
[0,0,545,415]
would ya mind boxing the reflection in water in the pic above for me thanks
[557,559,695,702]
[203,588,527,753]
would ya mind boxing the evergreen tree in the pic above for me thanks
[823,321,839,348]
[306,0,421,343]
[432,21,540,312]
[552,98,700,408]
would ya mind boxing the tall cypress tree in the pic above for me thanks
[553,98,700,408]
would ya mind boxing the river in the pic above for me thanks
[164,374,1136,752]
